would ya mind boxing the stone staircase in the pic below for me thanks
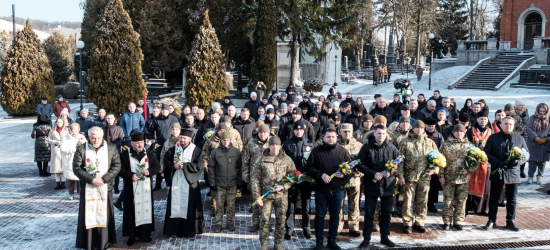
[455,52,534,90]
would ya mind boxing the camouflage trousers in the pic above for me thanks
[215,185,237,226]
[260,197,288,246]
[338,177,361,232]
[402,178,431,226]
[249,183,261,225]
[442,182,469,225]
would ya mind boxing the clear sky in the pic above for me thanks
[0,0,83,22]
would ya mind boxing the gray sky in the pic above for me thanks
[0,0,83,22]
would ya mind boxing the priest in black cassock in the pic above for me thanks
[73,126,121,250]
[119,129,161,246]
[163,129,205,237]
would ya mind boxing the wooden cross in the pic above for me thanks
[95,158,100,169]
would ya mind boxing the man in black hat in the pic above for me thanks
[321,112,342,135]
[282,120,315,239]
[425,117,444,213]
[339,102,351,122]
[148,103,179,191]
[444,113,470,140]
[279,107,315,143]
[264,108,281,136]
[37,96,54,121]
[118,129,161,245]
[319,102,334,127]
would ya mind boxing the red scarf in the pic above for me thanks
[56,126,63,134]
[468,127,491,197]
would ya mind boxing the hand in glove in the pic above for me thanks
[537,138,546,145]
[210,186,217,192]
[507,159,519,167]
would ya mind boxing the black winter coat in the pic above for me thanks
[32,123,52,162]
[319,110,332,127]
[305,143,351,193]
[310,120,322,142]
[280,113,292,126]
[73,142,121,191]
[484,131,528,184]
[369,105,396,123]
[233,117,255,142]
[344,114,362,131]
[279,118,315,143]
[282,136,314,171]
[425,129,444,148]
[263,118,281,136]
[356,138,402,197]
[148,114,180,145]
[244,99,260,120]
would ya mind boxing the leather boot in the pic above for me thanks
[54,182,61,190]
[37,164,43,176]
[506,221,520,231]
[42,164,51,176]
[214,225,222,233]
[358,237,370,249]
[327,238,341,250]
[227,223,235,232]
[313,239,324,250]
[274,243,285,250]
[60,182,66,189]
[249,224,259,232]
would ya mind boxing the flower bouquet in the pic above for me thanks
[252,169,314,206]
[455,146,487,180]
[174,143,183,176]
[76,136,87,149]
[331,160,359,179]
[135,158,149,181]
[203,130,215,141]
[418,150,446,182]
[85,158,104,201]
[491,146,529,180]
[373,155,404,183]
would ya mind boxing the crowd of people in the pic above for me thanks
[30,84,549,250]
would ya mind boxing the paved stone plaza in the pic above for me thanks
[1,108,550,250]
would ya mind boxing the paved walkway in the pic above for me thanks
[1,110,550,249]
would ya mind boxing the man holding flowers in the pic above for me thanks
[439,124,477,231]
[397,120,439,234]
[118,129,160,245]
[484,116,529,232]
[356,125,403,249]
[251,136,295,250]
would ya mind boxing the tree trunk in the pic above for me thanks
[289,33,299,85]
[415,0,422,64]
[469,0,474,40]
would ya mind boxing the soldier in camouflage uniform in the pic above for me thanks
[242,124,271,232]
[221,115,244,151]
[439,124,477,231]
[208,131,242,233]
[201,124,228,211]
[504,103,524,135]
[251,136,296,250]
[397,120,439,234]
[353,114,374,142]
[337,124,364,237]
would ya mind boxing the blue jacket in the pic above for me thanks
[36,103,54,120]
[120,111,145,136]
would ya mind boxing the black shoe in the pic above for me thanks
[141,237,152,242]
[520,172,526,178]
[153,186,162,191]
[296,207,303,214]
[60,182,66,189]
[413,225,426,233]
[391,211,399,217]
[485,221,495,231]
[54,182,61,190]
[428,204,438,213]
[314,240,324,250]
[403,226,412,234]
[506,221,520,231]
[349,230,361,238]
[114,202,123,211]
[327,238,341,250]
[381,238,396,247]
[44,172,51,177]
[303,229,313,239]
[454,224,463,231]
[498,202,506,207]
[284,233,292,240]
[358,239,370,249]
[127,238,134,246]
[547,190,550,195]
[443,224,450,231]
[114,187,120,194]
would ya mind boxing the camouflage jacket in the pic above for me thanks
[251,149,296,200]
[510,113,525,135]
[397,133,439,182]
[227,127,244,151]
[391,127,410,146]
[159,135,179,173]
[201,134,221,171]
[353,126,373,142]
[439,138,476,184]
[242,137,270,182]
[338,137,364,187]
[243,131,258,146]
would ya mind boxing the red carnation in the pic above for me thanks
[429,136,434,140]
[297,171,301,176]
[293,169,297,174]
[177,143,181,147]
[145,158,149,162]
[86,158,91,163]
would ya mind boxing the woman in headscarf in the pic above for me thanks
[525,103,550,184]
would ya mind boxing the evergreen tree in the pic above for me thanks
[0,21,55,115]
[184,10,228,110]
[251,0,277,93]
[78,0,109,74]
[0,31,11,76]
[43,31,75,85]
[436,0,468,54]
[86,0,145,117]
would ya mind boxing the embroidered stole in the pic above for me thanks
[170,143,196,219]
[84,142,109,229]
[129,151,152,227]
[468,128,491,197]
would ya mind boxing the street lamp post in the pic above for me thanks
[428,33,434,90]
[76,40,85,111]
[372,47,376,85]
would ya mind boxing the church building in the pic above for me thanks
[500,1,549,50]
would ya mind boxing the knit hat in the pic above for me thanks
[255,121,264,128]
[223,115,232,123]
[327,124,336,130]
[265,104,274,111]
[362,114,373,122]
[211,102,221,111]
[41,96,48,100]
[217,123,228,131]
[293,120,305,130]
[330,113,340,120]
[80,108,89,114]
[459,112,470,122]
[504,103,514,111]
[400,104,410,110]
[292,107,302,115]
[399,116,410,123]
[280,103,288,108]
[251,92,257,97]
[304,93,310,98]
[435,107,449,117]
[453,124,466,132]
[325,102,334,108]
[281,92,287,97]
[413,120,425,128]
[215,98,221,103]
[424,117,437,126]
[57,95,64,99]
[310,112,319,118]
[341,123,353,132]
[271,90,277,95]
[267,108,275,114]
[374,115,387,124]
[60,108,69,117]
[258,124,270,133]
[269,136,281,146]
[515,99,525,107]
[221,131,232,140]
[172,123,181,129]
[263,96,268,100]
[334,82,338,86]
